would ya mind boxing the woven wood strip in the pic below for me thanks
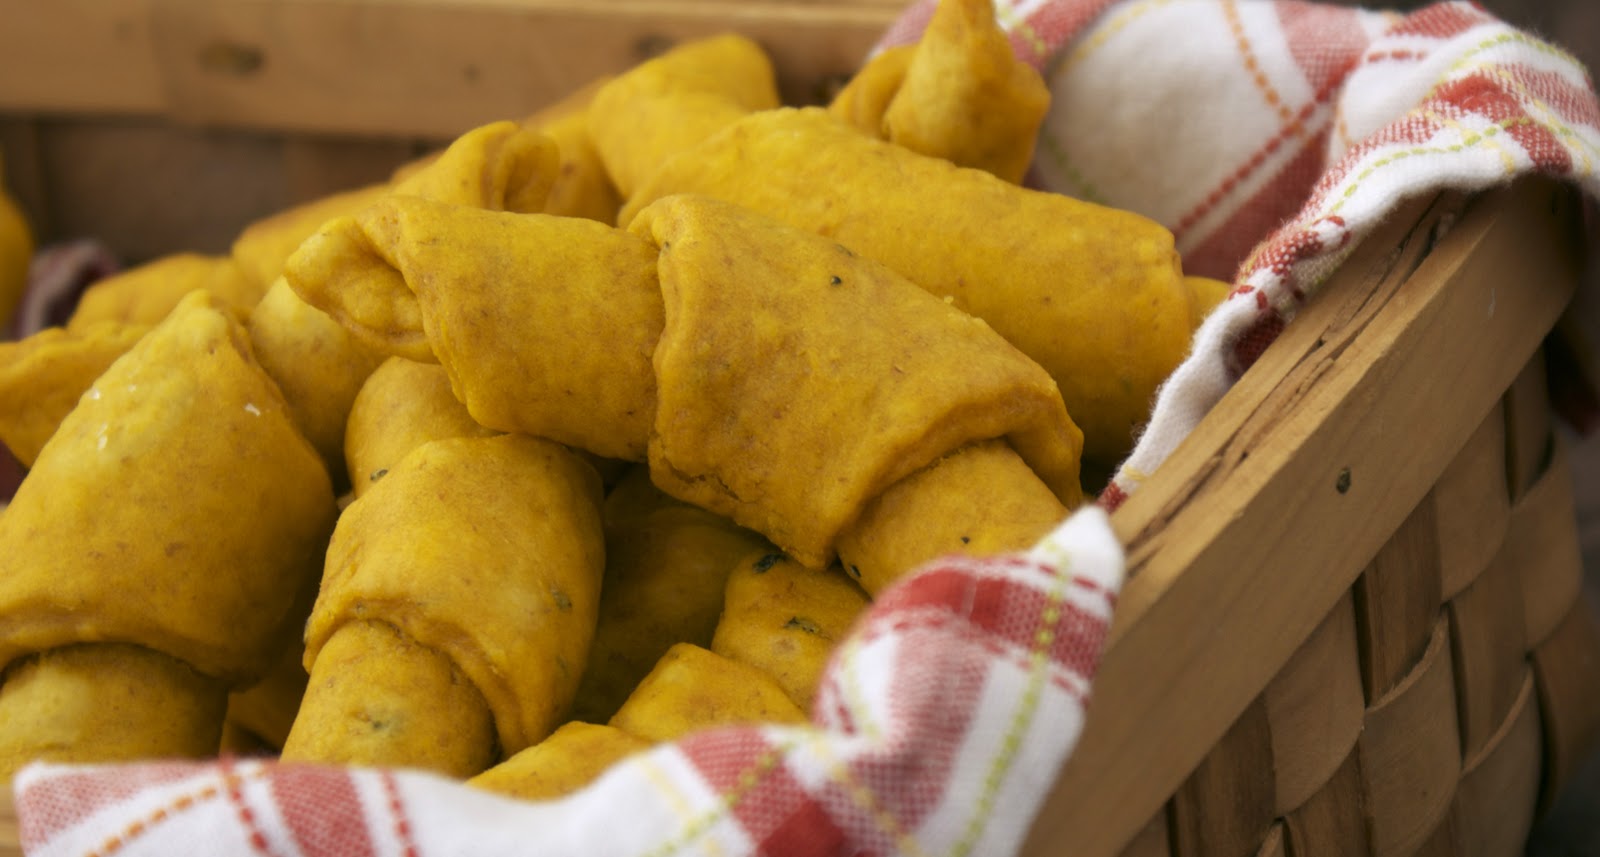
[1446,536,1529,758]
[1262,592,1363,816]
[1356,616,1460,857]
[1510,438,1583,649]
[1116,809,1172,857]
[1530,595,1600,813]
[1412,814,1462,857]
[1504,351,1553,504]
[1253,823,1286,857]
[1354,498,1445,702]
[1451,672,1542,857]
[1282,747,1371,856]
[1169,698,1274,857]
[1434,403,1511,601]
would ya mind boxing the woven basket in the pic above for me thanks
[1019,178,1600,857]
[0,3,1597,855]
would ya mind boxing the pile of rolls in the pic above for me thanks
[0,0,1225,799]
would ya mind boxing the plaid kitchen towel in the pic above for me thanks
[11,1,1600,856]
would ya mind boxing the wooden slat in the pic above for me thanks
[280,137,421,205]
[0,0,165,115]
[1434,403,1511,600]
[1446,526,1528,759]
[0,1,901,137]
[1510,437,1584,649]
[1023,179,1583,857]
[30,117,294,259]
[1357,617,1460,857]
[1452,672,1542,857]
[1504,350,1553,503]
[1262,592,1363,816]
[0,119,52,238]
[1169,699,1275,857]
[1353,496,1443,702]
[1253,824,1286,857]
[1410,815,1461,857]
[1282,749,1371,857]
[2,115,424,255]
[1118,809,1173,857]
[1531,595,1600,811]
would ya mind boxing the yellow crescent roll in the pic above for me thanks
[472,640,809,800]
[521,77,624,223]
[245,278,386,486]
[221,628,312,753]
[880,0,1051,183]
[635,194,1081,568]
[570,466,771,724]
[711,552,870,710]
[619,106,1200,464]
[1,645,229,775]
[287,201,662,460]
[343,355,500,497]
[388,120,560,212]
[243,121,560,483]
[67,254,263,333]
[0,291,337,777]
[0,321,148,467]
[1187,275,1232,327]
[468,721,650,801]
[608,643,807,743]
[836,438,1068,595]
[282,433,605,776]
[586,34,781,198]
[233,184,391,291]
[828,44,915,136]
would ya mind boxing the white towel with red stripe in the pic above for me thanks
[12,2,1600,856]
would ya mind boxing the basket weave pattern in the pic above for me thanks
[1121,352,1600,857]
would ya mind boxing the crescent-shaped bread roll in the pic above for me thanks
[620,107,1199,463]
[520,77,624,223]
[243,121,561,483]
[634,193,1082,567]
[0,644,228,777]
[389,120,560,212]
[67,254,264,333]
[586,34,781,198]
[469,721,650,801]
[570,466,771,723]
[827,43,914,136]
[0,291,335,683]
[343,355,500,497]
[288,433,605,769]
[222,633,311,752]
[1187,275,1232,326]
[0,291,335,775]
[880,0,1050,183]
[710,552,870,710]
[835,438,1068,595]
[286,618,500,776]
[232,184,391,290]
[285,199,663,460]
[608,643,806,743]
[0,321,148,467]
[246,277,386,484]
